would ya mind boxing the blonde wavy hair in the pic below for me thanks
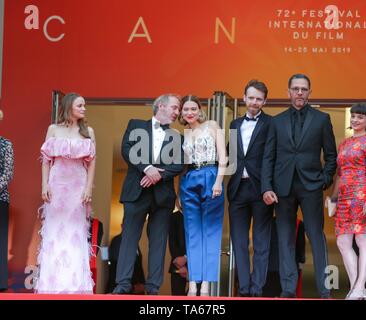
[57,93,90,138]
[179,95,207,125]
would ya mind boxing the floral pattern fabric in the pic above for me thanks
[0,137,14,203]
[335,135,366,236]
[182,122,217,165]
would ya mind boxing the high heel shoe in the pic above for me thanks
[187,281,197,296]
[345,290,352,299]
[200,281,209,297]
[346,288,365,300]
[187,290,197,296]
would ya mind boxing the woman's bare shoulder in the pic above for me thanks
[47,124,58,135]
[206,120,221,129]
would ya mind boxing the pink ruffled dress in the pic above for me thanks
[35,137,96,294]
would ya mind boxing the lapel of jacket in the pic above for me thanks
[235,118,245,158]
[297,105,314,147]
[159,128,173,164]
[246,113,265,155]
[284,109,295,147]
[146,119,153,164]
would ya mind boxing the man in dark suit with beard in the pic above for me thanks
[227,80,273,297]
[113,94,184,295]
[261,74,337,298]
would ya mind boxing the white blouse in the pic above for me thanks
[182,123,217,165]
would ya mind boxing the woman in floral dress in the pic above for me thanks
[330,103,366,300]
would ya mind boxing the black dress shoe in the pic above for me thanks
[251,292,262,297]
[239,292,251,297]
[280,292,296,298]
[112,285,131,295]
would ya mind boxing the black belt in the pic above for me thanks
[188,161,218,170]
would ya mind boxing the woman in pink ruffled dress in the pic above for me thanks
[35,93,96,294]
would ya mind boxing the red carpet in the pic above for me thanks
[0,293,322,300]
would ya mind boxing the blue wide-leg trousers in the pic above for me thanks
[180,166,224,282]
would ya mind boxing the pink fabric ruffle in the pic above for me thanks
[41,137,96,162]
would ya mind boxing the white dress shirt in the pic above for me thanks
[152,117,166,162]
[144,117,167,173]
[240,112,261,178]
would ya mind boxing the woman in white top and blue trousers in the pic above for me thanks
[179,95,227,296]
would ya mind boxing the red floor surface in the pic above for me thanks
[0,293,323,300]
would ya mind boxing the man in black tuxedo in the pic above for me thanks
[261,74,337,298]
[227,80,273,297]
[113,94,184,295]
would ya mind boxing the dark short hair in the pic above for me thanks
[288,74,311,89]
[350,102,366,116]
[244,79,268,100]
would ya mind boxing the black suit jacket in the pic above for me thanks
[227,112,272,201]
[261,105,337,197]
[120,119,184,208]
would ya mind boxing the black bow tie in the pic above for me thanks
[244,116,258,122]
[154,122,169,130]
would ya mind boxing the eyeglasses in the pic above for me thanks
[290,87,309,93]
